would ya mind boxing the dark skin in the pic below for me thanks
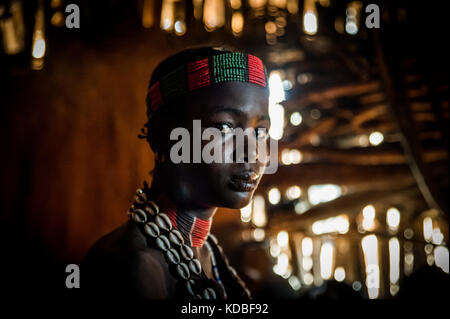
[81,82,270,298]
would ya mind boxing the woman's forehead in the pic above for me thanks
[187,82,269,117]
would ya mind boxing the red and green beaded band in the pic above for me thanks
[147,52,268,118]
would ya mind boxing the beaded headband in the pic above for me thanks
[146,52,268,119]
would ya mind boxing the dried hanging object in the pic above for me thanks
[0,0,25,55]
[31,0,46,70]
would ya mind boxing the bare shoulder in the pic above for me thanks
[81,220,173,298]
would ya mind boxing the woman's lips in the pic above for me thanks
[228,171,260,192]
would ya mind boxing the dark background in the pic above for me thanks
[1,0,448,299]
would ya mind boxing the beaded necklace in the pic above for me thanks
[157,195,212,248]
[128,185,251,299]
[205,240,227,299]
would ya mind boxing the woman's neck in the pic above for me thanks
[145,175,217,247]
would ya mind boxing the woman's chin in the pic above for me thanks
[218,190,255,210]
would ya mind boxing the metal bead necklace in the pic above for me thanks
[128,187,225,299]
[205,240,227,299]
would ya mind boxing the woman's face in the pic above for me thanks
[165,82,270,209]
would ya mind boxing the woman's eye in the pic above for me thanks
[216,123,234,134]
[255,127,269,140]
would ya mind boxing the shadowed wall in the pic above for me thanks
[1,28,241,294]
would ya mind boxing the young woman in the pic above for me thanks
[81,47,271,299]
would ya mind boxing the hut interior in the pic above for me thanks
[0,0,448,299]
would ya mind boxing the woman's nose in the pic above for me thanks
[233,129,259,163]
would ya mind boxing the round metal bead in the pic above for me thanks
[209,234,219,244]
[143,222,160,238]
[134,195,145,205]
[136,190,147,202]
[131,209,147,224]
[203,287,216,299]
[169,228,184,246]
[169,229,184,245]
[166,248,181,265]
[180,244,194,260]
[156,235,171,251]
[186,279,195,296]
[189,258,202,275]
[145,201,159,216]
[156,213,172,231]
[176,263,190,280]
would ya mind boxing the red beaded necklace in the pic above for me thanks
[157,194,212,248]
